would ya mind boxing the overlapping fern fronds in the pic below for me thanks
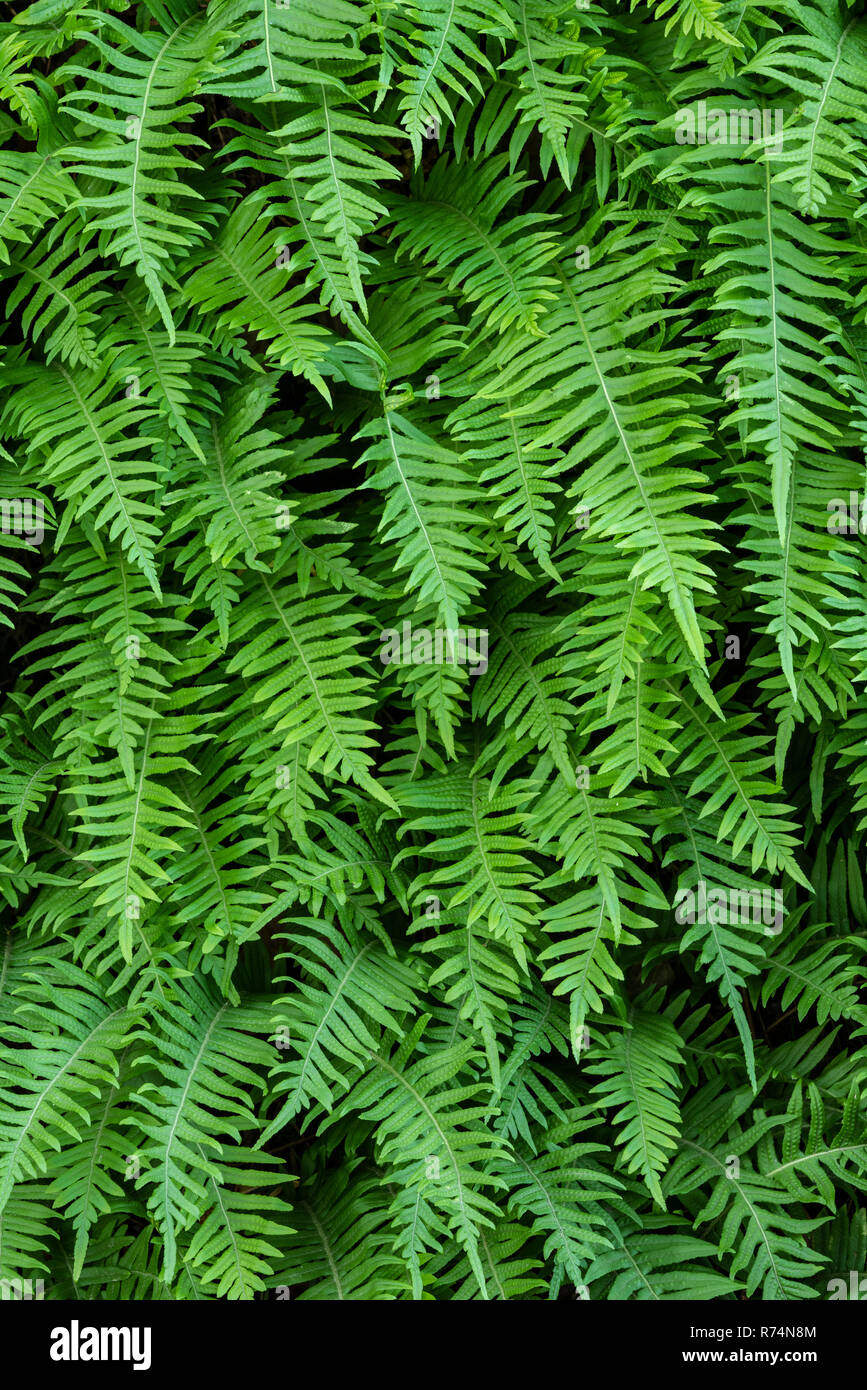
[0,0,865,1303]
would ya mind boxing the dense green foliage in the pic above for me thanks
[0,0,866,1302]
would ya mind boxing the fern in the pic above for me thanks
[0,0,866,1309]
[60,8,221,339]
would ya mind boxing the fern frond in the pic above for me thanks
[61,8,221,338]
